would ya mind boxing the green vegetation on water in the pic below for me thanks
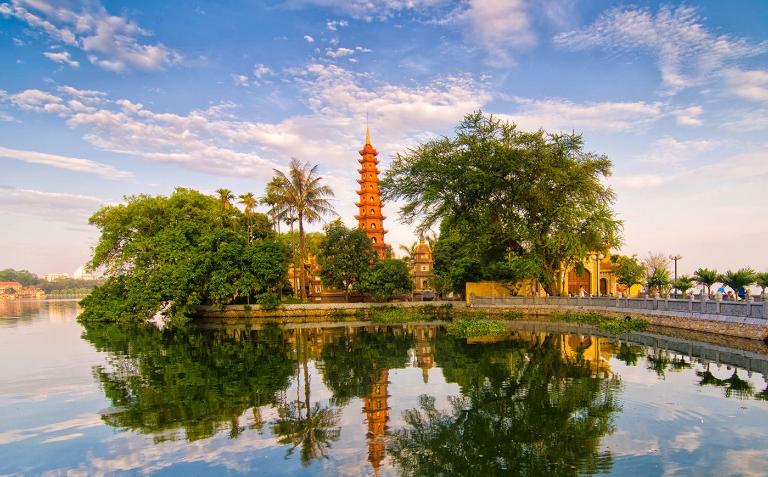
[368,304,454,323]
[550,311,648,334]
[447,317,508,338]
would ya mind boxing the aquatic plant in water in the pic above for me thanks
[446,317,508,338]
[550,311,647,334]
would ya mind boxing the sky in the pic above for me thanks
[0,0,767,277]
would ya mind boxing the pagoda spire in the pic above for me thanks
[355,127,389,258]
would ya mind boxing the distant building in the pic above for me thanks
[0,281,23,300]
[42,273,70,282]
[17,286,46,299]
[73,266,97,281]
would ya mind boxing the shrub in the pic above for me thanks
[257,292,281,311]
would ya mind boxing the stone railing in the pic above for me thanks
[469,295,767,320]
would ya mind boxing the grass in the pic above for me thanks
[549,311,648,334]
[369,308,432,323]
[446,317,508,338]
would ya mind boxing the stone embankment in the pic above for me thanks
[197,300,465,324]
[469,295,768,341]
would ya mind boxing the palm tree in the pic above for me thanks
[238,192,258,243]
[261,177,289,233]
[719,268,756,300]
[671,275,694,298]
[216,188,237,231]
[216,188,235,211]
[272,159,335,301]
[399,241,419,266]
[693,267,719,298]
[755,272,768,301]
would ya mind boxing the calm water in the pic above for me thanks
[1,301,768,476]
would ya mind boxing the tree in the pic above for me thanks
[216,188,235,210]
[612,255,644,296]
[693,267,719,298]
[380,111,621,296]
[646,269,671,297]
[399,241,419,266]
[754,272,768,300]
[317,220,376,302]
[643,252,670,296]
[0,268,39,286]
[261,177,289,233]
[357,259,414,301]
[271,159,336,301]
[719,268,756,299]
[80,188,288,324]
[238,192,258,243]
[671,275,695,298]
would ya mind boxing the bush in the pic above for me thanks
[257,292,281,311]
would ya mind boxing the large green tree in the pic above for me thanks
[317,219,376,302]
[381,112,621,296]
[271,159,336,301]
[612,255,645,295]
[357,258,414,301]
[80,188,289,324]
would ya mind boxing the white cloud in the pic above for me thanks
[9,88,64,110]
[326,47,355,58]
[672,105,703,126]
[0,187,107,222]
[303,34,315,43]
[1,0,180,72]
[458,0,535,64]
[56,86,107,101]
[42,50,79,67]
[553,5,768,94]
[610,174,669,189]
[326,19,348,30]
[500,97,665,132]
[0,146,133,179]
[232,74,250,87]
[722,107,768,131]
[253,63,272,78]
[640,136,716,167]
[724,68,768,102]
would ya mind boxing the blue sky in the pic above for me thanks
[1,0,767,276]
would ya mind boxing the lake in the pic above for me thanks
[1,300,767,476]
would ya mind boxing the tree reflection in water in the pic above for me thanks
[389,334,620,477]
[81,323,294,442]
[271,328,341,466]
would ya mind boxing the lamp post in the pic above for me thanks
[669,254,682,298]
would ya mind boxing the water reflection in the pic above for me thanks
[59,317,768,475]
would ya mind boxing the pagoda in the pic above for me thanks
[355,127,389,258]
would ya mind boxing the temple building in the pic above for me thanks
[411,238,434,291]
[355,128,390,258]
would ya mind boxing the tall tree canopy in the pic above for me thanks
[381,112,622,295]
[317,219,376,302]
[80,188,289,325]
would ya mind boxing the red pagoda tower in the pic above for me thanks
[355,127,389,258]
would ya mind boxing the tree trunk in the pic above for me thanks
[299,213,306,302]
